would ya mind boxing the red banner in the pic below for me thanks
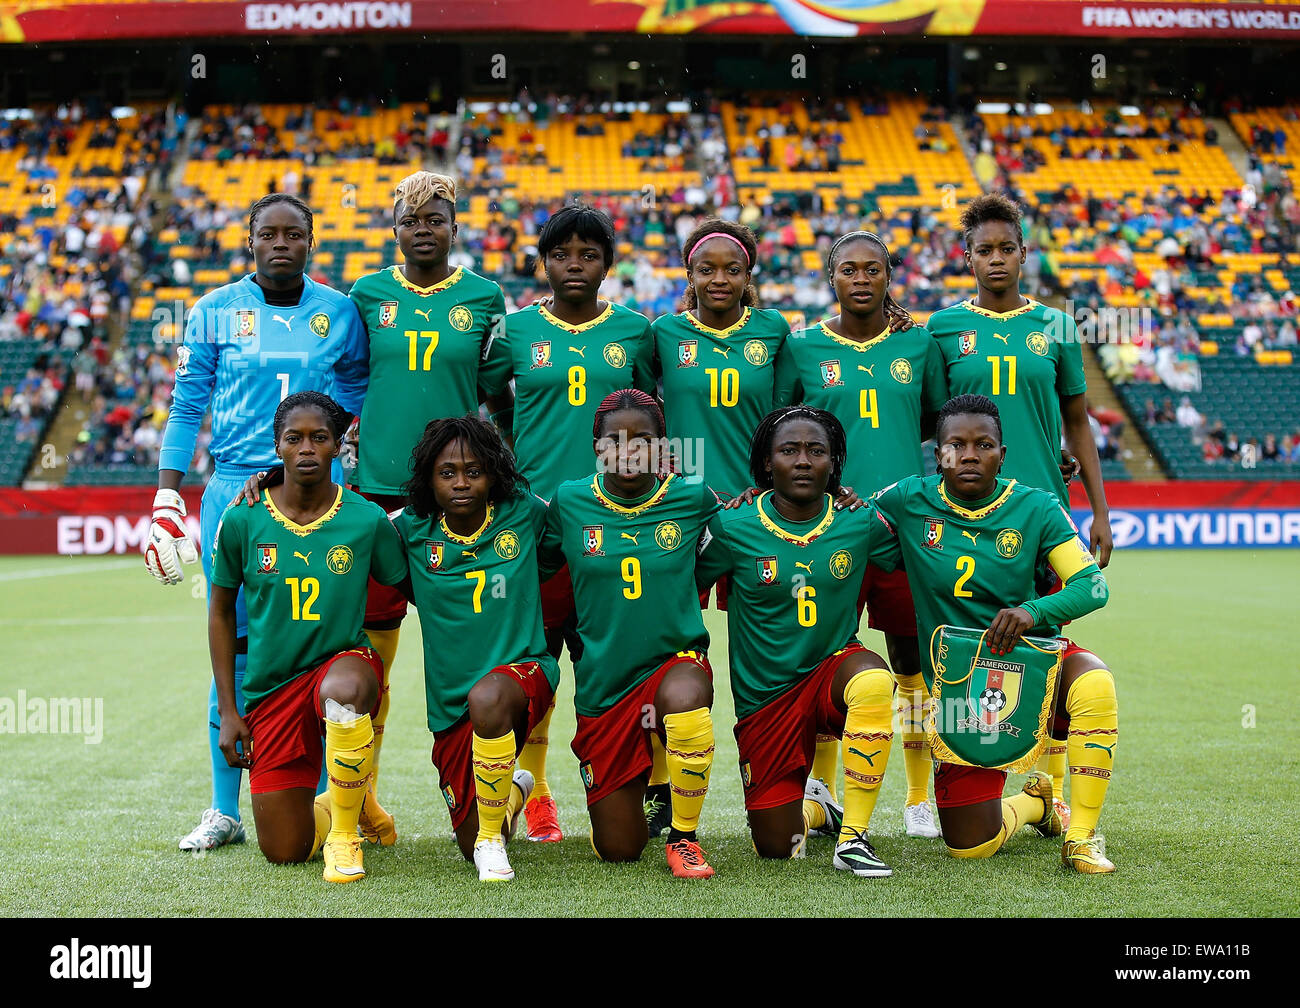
[4,0,1300,43]
[0,487,203,555]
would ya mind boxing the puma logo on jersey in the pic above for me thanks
[961,530,981,545]
[462,549,479,561]
[795,561,813,574]
[414,308,433,321]
[1084,742,1116,757]
[569,346,586,358]
[475,773,502,792]
[712,346,731,358]
[991,332,1009,344]
[859,364,875,376]
[294,551,311,565]
[272,314,295,331]
[621,532,640,545]
[848,747,881,766]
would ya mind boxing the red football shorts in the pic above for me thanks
[571,650,712,807]
[244,647,383,795]
[431,661,555,830]
[357,490,409,626]
[855,564,917,637]
[935,638,1094,809]
[697,575,730,612]
[734,643,868,811]
[540,563,577,632]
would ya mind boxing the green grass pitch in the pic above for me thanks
[1,551,1296,917]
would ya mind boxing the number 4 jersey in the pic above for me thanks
[210,486,408,710]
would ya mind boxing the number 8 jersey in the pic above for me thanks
[210,487,408,710]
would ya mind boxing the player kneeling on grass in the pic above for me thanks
[539,390,721,879]
[210,392,408,884]
[867,394,1118,873]
[699,406,901,876]
[389,415,559,882]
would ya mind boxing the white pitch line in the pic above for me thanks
[0,615,191,626]
[0,558,142,582]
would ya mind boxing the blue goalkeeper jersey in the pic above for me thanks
[159,274,369,476]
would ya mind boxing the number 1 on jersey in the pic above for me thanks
[987,355,1016,396]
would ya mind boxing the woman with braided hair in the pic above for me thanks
[538,389,722,878]
[773,229,949,840]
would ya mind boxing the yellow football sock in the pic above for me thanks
[1001,791,1045,836]
[663,707,714,834]
[895,671,932,806]
[308,793,331,860]
[947,824,1008,859]
[365,626,400,801]
[838,667,894,843]
[472,730,517,843]
[802,799,827,832]
[517,697,553,801]
[810,736,839,801]
[1038,743,1067,803]
[325,713,374,841]
[1064,667,1118,843]
[648,732,669,788]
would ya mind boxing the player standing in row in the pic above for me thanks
[867,395,1117,872]
[210,392,407,884]
[775,230,949,839]
[928,193,1113,812]
[146,193,369,853]
[391,416,559,881]
[697,406,899,875]
[346,171,511,844]
[539,390,721,878]
[480,204,656,843]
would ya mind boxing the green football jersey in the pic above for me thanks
[868,474,1088,690]
[392,490,560,733]
[539,472,718,716]
[775,321,948,496]
[349,266,506,495]
[928,298,1086,505]
[210,486,408,710]
[653,307,791,496]
[695,492,895,719]
[480,302,655,499]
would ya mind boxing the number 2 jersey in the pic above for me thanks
[391,490,560,733]
[349,265,506,495]
[867,475,1101,689]
[210,487,408,710]
[927,299,1086,504]
[539,472,719,716]
[695,492,895,719]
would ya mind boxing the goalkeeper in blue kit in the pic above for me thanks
[143,194,369,851]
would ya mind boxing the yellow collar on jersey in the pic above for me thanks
[263,485,343,538]
[819,319,889,352]
[961,297,1038,321]
[756,491,835,546]
[685,306,751,338]
[590,473,675,516]
[938,479,1017,521]
[439,502,494,545]
[390,265,464,296]
[539,302,613,334]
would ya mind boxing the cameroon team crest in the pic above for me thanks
[756,555,779,585]
[744,340,769,366]
[603,342,627,368]
[958,330,977,356]
[256,543,278,574]
[923,518,945,550]
[326,545,353,575]
[820,360,844,388]
[890,358,912,384]
[378,301,398,328]
[441,784,456,810]
[583,525,604,557]
[580,761,595,790]
[830,549,854,580]
[450,305,474,332]
[494,528,520,560]
[995,528,1023,558]
[677,340,698,368]
[531,341,552,369]
[1026,331,1049,356]
[654,521,682,551]
[972,657,1025,730]
[425,540,444,571]
[310,313,330,338]
[740,761,753,788]
[234,310,257,340]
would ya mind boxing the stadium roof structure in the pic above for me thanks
[5,0,1300,43]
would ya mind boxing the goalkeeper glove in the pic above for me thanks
[143,488,198,585]
[339,415,360,473]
